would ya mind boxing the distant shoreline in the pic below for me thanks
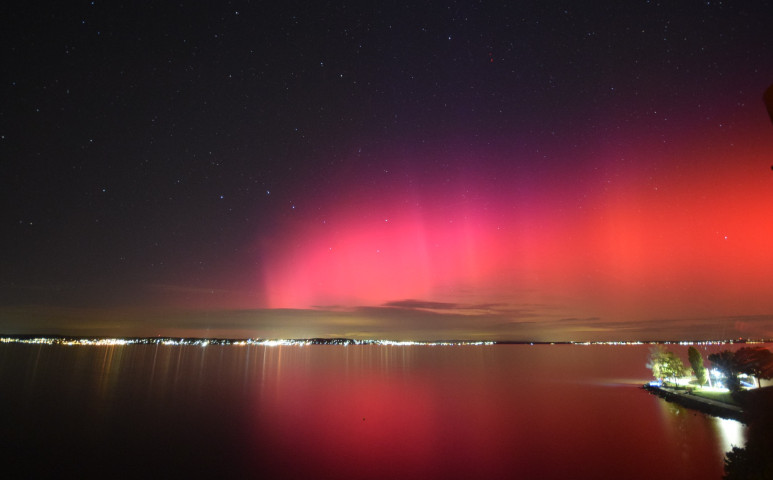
[2,334,771,346]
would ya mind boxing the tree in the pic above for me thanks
[708,350,741,393]
[647,346,688,386]
[723,445,773,480]
[723,386,773,479]
[687,346,708,386]
[734,347,773,388]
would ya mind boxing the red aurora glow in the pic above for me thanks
[260,124,773,329]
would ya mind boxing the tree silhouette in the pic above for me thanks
[734,347,773,388]
[687,346,708,386]
[723,387,773,479]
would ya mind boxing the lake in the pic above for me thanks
[0,342,749,479]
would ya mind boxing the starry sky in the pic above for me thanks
[2,1,773,341]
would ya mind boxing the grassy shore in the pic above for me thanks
[689,389,739,406]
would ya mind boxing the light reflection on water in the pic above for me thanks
[0,343,751,479]
[712,416,746,454]
[653,393,746,478]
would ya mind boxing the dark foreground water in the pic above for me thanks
[0,343,749,479]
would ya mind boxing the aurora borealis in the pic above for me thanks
[2,1,773,340]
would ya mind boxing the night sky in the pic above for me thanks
[2,1,773,341]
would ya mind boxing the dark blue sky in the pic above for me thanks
[2,1,773,340]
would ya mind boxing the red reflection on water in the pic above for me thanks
[0,343,747,479]
[258,375,442,476]
[244,345,734,479]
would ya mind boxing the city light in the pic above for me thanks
[2,336,768,348]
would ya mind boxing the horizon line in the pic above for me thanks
[2,334,772,346]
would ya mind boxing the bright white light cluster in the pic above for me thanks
[63,338,133,346]
[0,337,221,347]
[1,337,56,344]
[0,337,137,346]
[252,339,298,347]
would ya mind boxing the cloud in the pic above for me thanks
[379,298,546,319]
[382,299,461,310]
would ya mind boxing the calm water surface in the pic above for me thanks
[0,343,747,479]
